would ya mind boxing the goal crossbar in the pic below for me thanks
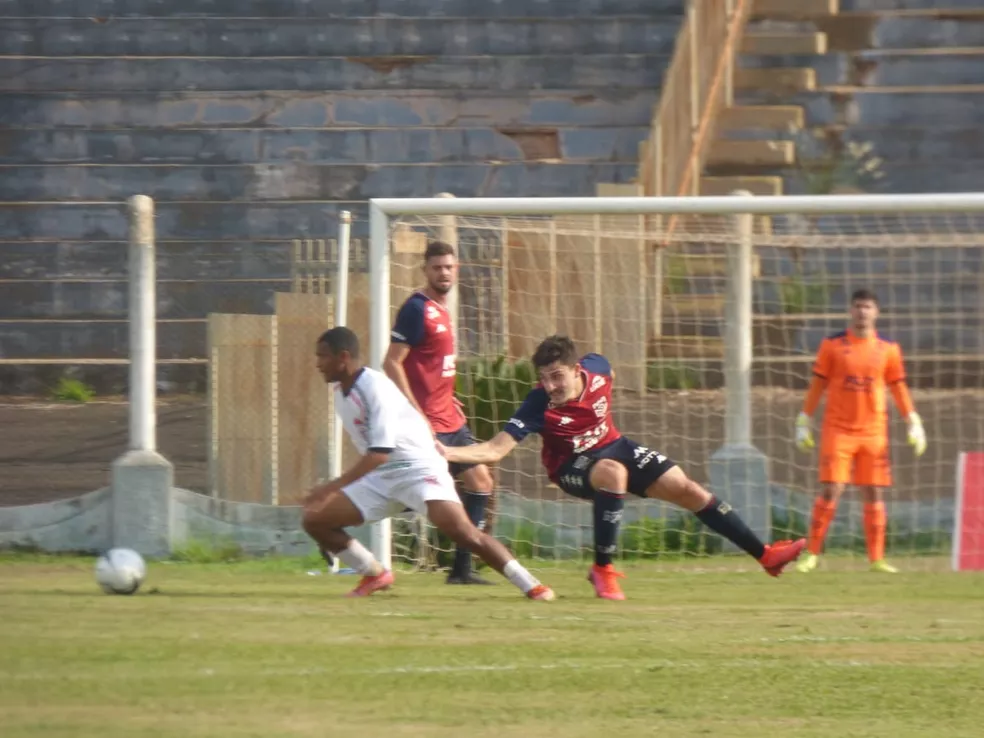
[370,193,984,217]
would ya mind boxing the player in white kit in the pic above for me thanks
[301,327,555,600]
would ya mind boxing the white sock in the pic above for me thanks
[337,540,383,576]
[502,559,540,594]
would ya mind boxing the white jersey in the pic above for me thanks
[333,367,443,468]
[333,367,461,524]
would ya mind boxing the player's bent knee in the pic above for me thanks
[463,464,495,495]
[589,459,629,492]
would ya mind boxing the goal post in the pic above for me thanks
[367,193,984,571]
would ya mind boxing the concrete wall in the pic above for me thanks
[0,485,951,559]
[0,2,677,379]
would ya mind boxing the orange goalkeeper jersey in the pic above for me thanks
[812,330,907,436]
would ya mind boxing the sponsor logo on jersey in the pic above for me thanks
[592,397,609,419]
[435,324,447,333]
[589,375,606,392]
[572,421,608,454]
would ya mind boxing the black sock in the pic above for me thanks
[694,496,766,559]
[453,492,489,576]
[593,489,624,567]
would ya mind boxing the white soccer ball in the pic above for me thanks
[95,548,147,595]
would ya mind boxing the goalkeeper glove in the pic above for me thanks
[795,412,815,452]
[906,412,927,457]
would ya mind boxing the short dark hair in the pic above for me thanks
[424,240,455,262]
[318,326,360,358]
[532,335,578,369]
[851,288,879,305]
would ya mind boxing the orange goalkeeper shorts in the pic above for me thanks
[818,431,892,487]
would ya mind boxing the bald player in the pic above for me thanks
[795,289,927,573]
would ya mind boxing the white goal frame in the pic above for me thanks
[366,193,984,569]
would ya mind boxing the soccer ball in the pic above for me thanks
[95,548,147,595]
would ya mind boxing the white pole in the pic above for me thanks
[127,194,156,452]
[368,202,393,570]
[328,211,352,574]
[330,211,351,481]
[436,192,459,339]
[725,191,754,446]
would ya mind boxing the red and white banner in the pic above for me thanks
[953,452,984,571]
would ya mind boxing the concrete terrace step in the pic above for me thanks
[0,202,369,240]
[716,123,984,160]
[780,161,984,193]
[838,1,984,11]
[740,50,984,88]
[699,175,783,196]
[0,90,661,129]
[705,139,796,168]
[0,240,297,281]
[719,105,805,130]
[0,162,640,200]
[0,55,668,92]
[0,0,685,19]
[752,0,839,20]
[0,319,211,360]
[0,127,651,165]
[0,279,285,320]
[735,87,984,127]
[817,12,984,52]
[0,17,683,57]
[734,67,817,93]
[741,31,828,55]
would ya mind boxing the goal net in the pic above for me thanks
[370,195,984,572]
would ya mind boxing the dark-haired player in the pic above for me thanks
[438,335,806,600]
[384,241,497,585]
[302,326,554,601]
[794,288,926,574]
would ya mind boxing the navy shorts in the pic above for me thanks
[436,425,480,479]
[553,436,677,501]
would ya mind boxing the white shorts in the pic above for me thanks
[342,462,461,524]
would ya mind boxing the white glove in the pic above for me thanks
[907,412,927,457]
[795,412,815,452]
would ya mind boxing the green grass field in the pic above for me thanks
[1,554,983,738]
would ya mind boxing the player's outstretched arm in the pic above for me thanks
[886,345,926,456]
[440,431,518,465]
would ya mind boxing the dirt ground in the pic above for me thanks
[2,389,981,508]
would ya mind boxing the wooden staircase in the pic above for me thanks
[701,0,840,198]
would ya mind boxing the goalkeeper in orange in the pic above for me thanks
[794,288,927,573]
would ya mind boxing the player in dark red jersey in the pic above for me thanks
[438,335,806,600]
[383,240,497,585]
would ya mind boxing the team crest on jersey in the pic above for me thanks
[592,397,609,418]
[589,375,606,392]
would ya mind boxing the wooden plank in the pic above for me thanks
[207,313,275,504]
[274,292,333,505]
